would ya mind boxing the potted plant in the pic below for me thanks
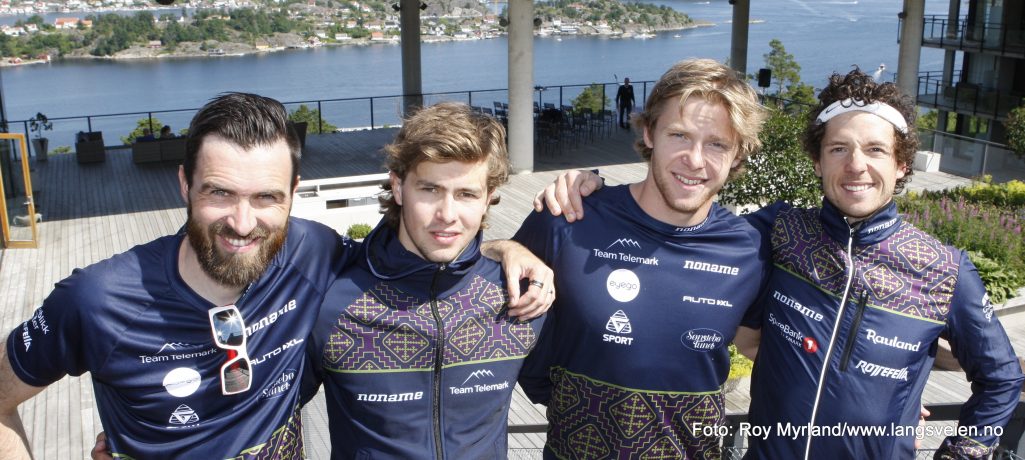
[29,112,53,162]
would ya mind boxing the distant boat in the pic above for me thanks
[634,33,655,39]
[207,48,225,56]
[673,34,681,38]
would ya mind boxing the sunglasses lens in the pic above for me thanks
[221,356,252,395]
[211,308,245,347]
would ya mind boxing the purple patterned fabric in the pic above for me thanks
[324,275,536,371]
[772,207,958,323]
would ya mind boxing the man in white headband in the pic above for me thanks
[531,67,1023,459]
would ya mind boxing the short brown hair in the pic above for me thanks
[185,92,301,188]
[803,69,917,193]
[379,102,510,229]
[631,59,766,180]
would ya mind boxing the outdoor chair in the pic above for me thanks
[75,131,105,164]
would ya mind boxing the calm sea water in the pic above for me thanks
[0,0,953,145]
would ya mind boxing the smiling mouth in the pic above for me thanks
[431,231,460,241]
[674,173,704,186]
[221,235,259,252]
[843,184,873,192]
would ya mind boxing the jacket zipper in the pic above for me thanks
[839,292,868,372]
[803,223,857,460]
[430,263,447,460]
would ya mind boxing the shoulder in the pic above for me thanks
[281,217,357,270]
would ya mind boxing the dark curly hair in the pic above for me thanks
[803,68,918,194]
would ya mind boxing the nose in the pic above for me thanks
[436,194,457,223]
[845,149,868,173]
[228,201,257,236]
[681,144,706,170]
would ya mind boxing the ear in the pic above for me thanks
[642,126,654,149]
[178,165,189,203]
[813,160,822,178]
[291,176,300,197]
[896,162,907,180]
[389,171,403,206]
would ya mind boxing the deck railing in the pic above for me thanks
[3,80,657,158]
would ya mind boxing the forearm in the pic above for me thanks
[480,239,515,262]
[0,411,32,460]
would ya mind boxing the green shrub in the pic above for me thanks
[728,344,752,380]
[345,223,372,240]
[719,108,821,209]
[898,192,1025,304]
[1005,105,1025,158]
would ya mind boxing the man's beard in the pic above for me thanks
[185,211,287,288]
[651,163,718,215]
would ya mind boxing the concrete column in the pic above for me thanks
[730,0,750,75]
[896,0,925,102]
[400,0,423,116]
[507,0,534,173]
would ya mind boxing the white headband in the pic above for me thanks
[815,98,908,134]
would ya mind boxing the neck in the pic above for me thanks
[629,181,710,228]
[178,240,246,306]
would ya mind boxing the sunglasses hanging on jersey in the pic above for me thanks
[208,305,253,395]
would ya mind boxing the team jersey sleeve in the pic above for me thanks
[739,202,785,329]
[937,253,1025,458]
[512,210,564,405]
[300,335,325,407]
[5,269,108,386]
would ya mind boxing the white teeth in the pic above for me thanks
[435,233,455,237]
[844,184,871,192]
[226,237,254,247]
[674,174,703,185]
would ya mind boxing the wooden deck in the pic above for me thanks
[0,125,1018,459]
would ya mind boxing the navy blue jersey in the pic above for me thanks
[306,222,543,459]
[514,185,770,459]
[6,217,356,459]
[743,200,1024,459]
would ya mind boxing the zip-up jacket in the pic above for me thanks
[514,185,771,459]
[306,222,543,459]
[744,199,1024,459]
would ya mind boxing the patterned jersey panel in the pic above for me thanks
[323,275,534,372]
[546,367,725,460]
[771,207,957,324]
[230,407,304,460]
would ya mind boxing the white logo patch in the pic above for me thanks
[606,269,640,302]
[163,367,202,397]
[603,310,634,345]
[169,404,200,424]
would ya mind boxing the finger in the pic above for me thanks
[554,175,575,222]
[580,171,602,195]
[507,288,542,319]
[91,432,111,460]
[569,175,586,220]
[504,266,524,309]
[544,183,563,216]
[533,189,544,212]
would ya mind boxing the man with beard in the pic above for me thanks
[0,93,553,460]
[512,59,771,459]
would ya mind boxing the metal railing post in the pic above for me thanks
[87,116,92,133]
[370,98,375,130]
[317,101,323,134]
[981,144,989,176]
